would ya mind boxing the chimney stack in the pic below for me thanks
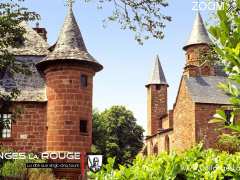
[33,22,48,41]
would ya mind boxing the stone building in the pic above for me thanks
[0,3,102,178]
[144,12,234,155]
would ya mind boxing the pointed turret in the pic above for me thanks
[183,12,215,77]
[183,12,212,50]
[37,3,103,72]
[37,3,103,155]
[146,55,168,87]
[146,55,168,136]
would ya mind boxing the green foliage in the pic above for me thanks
[0,0,39,131]
[208,0,240,137]
[0,0,39,78]
[209,0,240,112]
[27,167,55,180]
[80,0,171,44]
[1,157,31,177]
[89,144,240,180]
[217,134,240,153]
[0,147,54,179]
[92,106,144,166]
[0,151,54,179]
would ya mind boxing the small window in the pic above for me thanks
[0,114,12,139]
[80,120,88,133]
[156,85,161,90]
[153,144,158,155]
[14,36,24,47]
[0,69,6,79]
[80,75,88,88]
[224,110,233,126]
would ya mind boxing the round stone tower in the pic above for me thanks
[182,12,214,77]
[36,4,103,153]
[146,55,168,136]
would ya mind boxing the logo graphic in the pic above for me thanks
[88,155,102,172]
[192,1,224,11]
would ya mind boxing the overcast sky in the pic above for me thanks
[22,0,214,131]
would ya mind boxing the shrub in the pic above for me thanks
[28,168,55,180]
[217,134,240,154]
[0,150,55,179]
[89,144,240,180]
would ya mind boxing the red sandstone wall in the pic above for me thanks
[172,78,196,152]
[195,103,223,148]
[184,44,215,77]
[145,130,173,155]
[0,102,47,152]
[44,64,95,152]
[169,110,173,128]
[162,116,169,129]
[147,85,168,136]
[185,44,209,66]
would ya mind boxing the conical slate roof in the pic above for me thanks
[183,12,212,50]
[146,55,168,86]
[37,4,103,72]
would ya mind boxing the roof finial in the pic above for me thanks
[36,22,39,28]
[197,0,200,12]
[66,0,74,9]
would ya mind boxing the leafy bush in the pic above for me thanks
[0,149,55,179]
[28,168,55,180]
[1,158,29,177]
[89,144,240,180]
[217,134,240,154]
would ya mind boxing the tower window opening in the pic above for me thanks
[156,85,161,90]
[80,120,88,133]
[80,74,88,88]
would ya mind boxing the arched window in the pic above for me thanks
[142,146,147,156]
[164,135,170,154]
[153,143,158,155]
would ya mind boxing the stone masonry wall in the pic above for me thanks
[185,44,209,66]
[44,64,95,152]
[184,44,215,77]
[172,77,196,152]
[0,102,47,152]
[145,130,173,155]
[147,84,168,136]
[162,116,169,129]
[195,103,224,149]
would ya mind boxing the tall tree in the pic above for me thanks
[92,106,144,166]
[0,0,39,129]
[77,0,171,44]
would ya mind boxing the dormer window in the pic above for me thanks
[14,36,24,47]
[80,74,88,88]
